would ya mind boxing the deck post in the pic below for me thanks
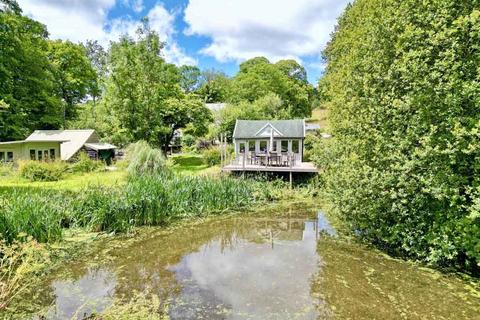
[289,171,293,188]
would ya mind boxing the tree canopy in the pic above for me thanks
[317,0,480,271]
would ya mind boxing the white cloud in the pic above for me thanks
[17,0,196,66]
[184,0,350,63]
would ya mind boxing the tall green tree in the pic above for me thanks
[197,69,231,103]
[0,2,62,140]
[229,57,314,118]
[47,40,96,126]
[105,22,212,150]
[179,65,201,93]
[84,40,107,115]
[318,0,480,271]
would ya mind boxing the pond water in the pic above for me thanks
[26,205,479,319]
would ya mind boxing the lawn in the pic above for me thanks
[170,154,220,175]
[0,169,127,191]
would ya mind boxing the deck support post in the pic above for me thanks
[289,171,293,188]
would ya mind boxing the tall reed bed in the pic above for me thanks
[0,172,274,244]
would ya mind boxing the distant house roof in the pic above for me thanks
[233,119,305,139]
[206,103,226,112]
[84,142,117,151]
[26,130,103,160]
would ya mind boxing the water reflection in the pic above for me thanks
[168,218,321,319]
[28,208,479,320]
[36,209,324,319]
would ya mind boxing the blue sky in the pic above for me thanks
[18,0,350,84]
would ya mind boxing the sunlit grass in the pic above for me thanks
[0,170,127,191]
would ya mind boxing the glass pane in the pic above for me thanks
[271,141,277,152]
[281,140,288,152]
[30,150,36,160]
[38,150,42,161]
[239,143,245,153]
[292,140,299,153]
[50,149,55,160]
[259,141,267,152]
[7,152,13,162]
[248,140,255,152]
[0,152,4,161]
[44,150,49,161]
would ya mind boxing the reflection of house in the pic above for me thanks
[0,129,116,163]
[223,119,317,176]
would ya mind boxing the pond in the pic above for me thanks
[26,204,479,319]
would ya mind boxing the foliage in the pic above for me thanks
[197,69,231,103]
[18,160,67,182]
[104,23,212,150]
[179,65,201,93]
[181,134,196,148]
[69,152,104,174]
[0,162,13,177]
[126,141,166,176]
[227,57,314,118]
[47,39,96,124]
[0,7,61,140]
[318,0,480,272]
[202,147,221,167]
[0,237,50,312]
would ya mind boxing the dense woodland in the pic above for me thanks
[1,0,480,275]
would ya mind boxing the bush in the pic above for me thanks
[202,147,221,167]
[126,141,166,175]
[18,161,67,182]
[181,134,196,148]
[0,162,14,177]
[69,152,104,173]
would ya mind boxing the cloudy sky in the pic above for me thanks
[17,0,350,83]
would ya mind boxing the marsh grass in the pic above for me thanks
[0,172,277,244]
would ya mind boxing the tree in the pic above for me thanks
[228,57,314,118]
[47,40,96,126]
[197,69,231,103]
[105,22,212,151]
[318,0,480,271]
[0,6,62,140]
[179,65,201,93]
[84,40,107,115]
[0,0,21,14]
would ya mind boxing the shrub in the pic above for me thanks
[70,152,104,173]
[202,147,221,167]
[18,161,66,182]
[0,163,14,177]
[181,134,196,148]
[126,141,166,176]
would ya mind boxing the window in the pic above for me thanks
[248,140,256,152]
[0,152,4,162]
[50,149,55,160]
[281,140,289,152]
[259,141,267,152]
[38,150,42,161]
[6,152,13,162]
[292,140,299,153]
[30,150,36,160]
[239,143,246,153]
[44,150,49,161]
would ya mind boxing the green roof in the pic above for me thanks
[233,119,305,139]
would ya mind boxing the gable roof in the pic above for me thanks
[26,130,99,160]
[233,119,305,139]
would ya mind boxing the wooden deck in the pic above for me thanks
[222,161,318,173]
